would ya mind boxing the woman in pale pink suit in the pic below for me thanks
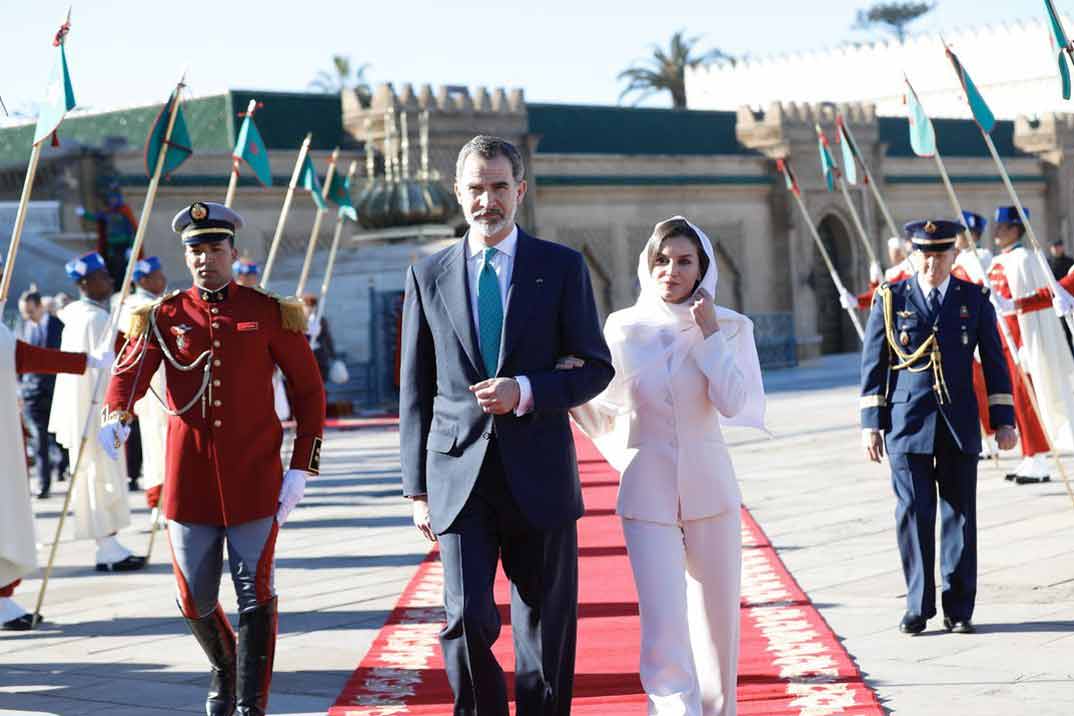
[569,217,766,716]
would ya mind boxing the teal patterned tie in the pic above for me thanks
[477,247,503,376]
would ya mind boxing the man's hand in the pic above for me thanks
[469,378,520,415]
[869,261,884,285]
[996,425,1018,451]
[87,348,115,372]
[411,495,435,542]
[838,287,858,311]
[1053,285,1074,318]
[276,469,309,526]
[555,355,585,371]
[97,418,131,461]
[863,429,885,463]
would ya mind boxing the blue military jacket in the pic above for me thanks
[860,274,1014,455]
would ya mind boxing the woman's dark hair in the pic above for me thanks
[645,219,710,285]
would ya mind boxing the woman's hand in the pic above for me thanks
[691,290,720,338]
[555,355,585,371]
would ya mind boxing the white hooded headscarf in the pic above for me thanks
[576,216,767,469]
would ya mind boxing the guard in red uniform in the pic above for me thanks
[100,201,326,716]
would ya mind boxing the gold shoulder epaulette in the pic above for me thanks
[128,289,181,337]
[249,285,306,332]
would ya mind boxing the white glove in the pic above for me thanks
[97,418,131,461]
[87,349,115,372]
[992,292,1015,314]
[1053,285,1074,318]
[74,206,86,218]
[276,469,309,525]
[869,261,883,284]
[838,287,858,311]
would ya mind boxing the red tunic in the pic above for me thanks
[987,259,1050,456]
[103,284,326,526]
[14,340,87,376]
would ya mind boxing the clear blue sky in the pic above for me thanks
[0,0,1049,115]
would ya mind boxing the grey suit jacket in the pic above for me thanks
[399,227,614,533]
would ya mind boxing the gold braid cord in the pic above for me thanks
[878,284,951,404]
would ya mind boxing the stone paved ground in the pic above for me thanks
[3,354,1074,715]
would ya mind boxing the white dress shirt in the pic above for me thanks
[916,274,951,305]
[464,226,533,414]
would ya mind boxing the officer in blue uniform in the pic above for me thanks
[860,219,1017,635]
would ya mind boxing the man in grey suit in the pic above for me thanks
[399,136,614,716]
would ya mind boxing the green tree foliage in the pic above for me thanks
[854,2,937,43]
[310,55,373,106]
[618,31,735,109]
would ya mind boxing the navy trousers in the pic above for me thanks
[888,420,978,621]
[437,440,578,716]
[22,400,52,495]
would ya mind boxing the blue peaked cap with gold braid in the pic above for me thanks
[904,219,962,252]
[172,201,245,245]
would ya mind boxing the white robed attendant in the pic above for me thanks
[0,325,39,597]
[570,217,766,716]
[991,242,1074,452]
[49,297,134,555]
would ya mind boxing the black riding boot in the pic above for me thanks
[182,602,237,716]
[235,597,277,716]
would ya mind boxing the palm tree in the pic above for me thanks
[618,31,735,109]
[310,55,373,105]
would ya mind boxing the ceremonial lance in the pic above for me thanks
[777,157,865,340]
[262,133,313,287]
[0,9,76,313]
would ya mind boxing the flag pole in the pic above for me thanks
[933,146,1074,505]
[224,99,257,208]
[314,160,358,327]
[0,7,72,313]
[0,143,44,312]
[262,133,312,287]
[32,71,189,627]
[295,147,340,296]
[778,160,864,340]
[817,124,880,270]
[838,116,900,239]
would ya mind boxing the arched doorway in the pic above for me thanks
[813,214,857,354]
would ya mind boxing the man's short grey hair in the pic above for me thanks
[455,135,525,183]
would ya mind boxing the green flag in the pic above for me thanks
[144,88,193,178]
[298,154,326,209]
[944,45,995,134]
[326,171,357,221]
[816,127,838,192]
[33,21,76,146]
[1044,0,1073,99]
[233,111,272,186]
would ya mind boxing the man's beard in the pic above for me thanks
[466,206,516,238]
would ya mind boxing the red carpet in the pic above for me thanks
[329,433,882,715]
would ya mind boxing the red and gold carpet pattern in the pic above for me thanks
[329,434,883,715]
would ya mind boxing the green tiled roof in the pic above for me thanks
[0,90,345,168]
[878,116,1026,158]
[528,103,755,156]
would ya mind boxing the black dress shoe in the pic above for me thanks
[2,613,42,631]
[95,555,148,572]
[899,612,928,634]
[1015,475,1050,484]
[35,490,50,500]
[943,617,975,634]
[1004,473,1017,481]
